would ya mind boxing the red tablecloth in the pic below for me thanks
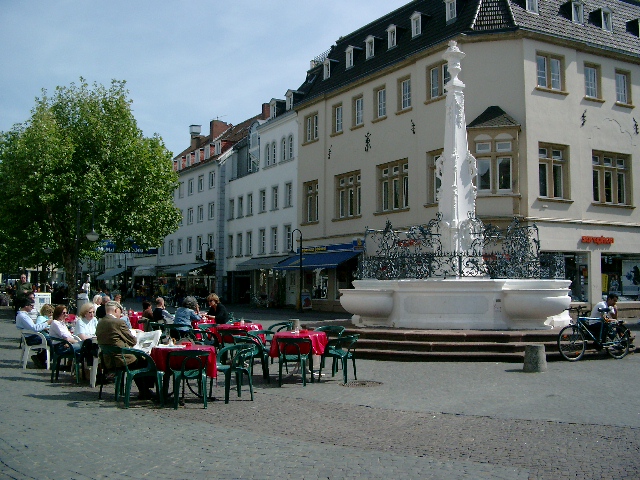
[212,322,264,344]
[269,330,328,358]
[151,344,217,379]
[129,312,142,330]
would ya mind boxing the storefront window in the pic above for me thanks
[603,254,640,300]
[557,252,589,302]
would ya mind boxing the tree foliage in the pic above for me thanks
[0,78,181,299]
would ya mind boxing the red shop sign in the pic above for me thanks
[581,236,614,245]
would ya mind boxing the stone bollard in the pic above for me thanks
[523,344,547,373]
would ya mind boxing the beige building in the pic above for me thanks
[293,0,640,311]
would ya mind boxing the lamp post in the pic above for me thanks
[290,229,303,312]
[73,202,99,312]
[43,247,52,292]
[118,253,128,298]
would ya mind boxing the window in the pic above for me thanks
[571,0,584,23]
[375,87,386,119]
[227,235,233,258]
[536,53,564,91]
[427,149,443,204]
[265,145,270,166]
[177,238,183,255]
[259,189,266,213]
[353,96,363,127]
[285,182,293,208]
[169,240,174,255]
[246,231,252,255]
[236,233,243,257]
[538,144,568,199]
[197,175,204,192]
[186,237,192,254]
[272,142,276,165]
[160,242,165,256]
[187,208,194,225]
[428,62,450,100]
[179,209,183,227]
[258,229,266,255]
[602,8,613,32]
[271,227,278,253]
[474,140,513,193]
[247,193,253,216]
[196,236,202,255]
[592,151,630,205]
[178,182,184,198]
[445,0,456,22]
[281,138,286,161]
[378,160,409,212]
[208,202,215,220]
[584,64,601,99]
[387,25,397,49]
[209,171,215,188]
[336,171,361,219]
[288,135,294,159]
[197,205,204,223]
[188,179,194,195]
[615,70,631,105]
[365,36,375,59]
[526,0,538,14]
[272,186,279,210]
[323,58,331,80]
[345,46,355,69]
[228,199,234,220]
[208,234,214,252]
[304,180,319,223]
[237,196,243,218]
[333,104,343,134]
[411,12,422,37]
[399,77,411,111]
[305,113,318,143]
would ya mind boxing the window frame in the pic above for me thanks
[386,25,397,49]
[427,62,450,101]
[272,185,279,211]
[304,180,319,223]
[378,160,409,212]
[333,103,343,134]
[284,182,293,208]
[375,86,387,119]
[304,113,319,143]
[399,77,412,111]
[353,95,364,127]
[615,70,632,106]
[187,207,194,225]
[197,205,204,223]
[336,171,362,219]
[584,63,602,100]
[538,143,569,200]
[259,189,266,213]
[247,193,253,216]
[411,12,422,37]
[536,53,565,92]
[592,151,630,205]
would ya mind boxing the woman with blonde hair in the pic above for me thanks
[36,303,54,325]
[206,293,229,324]
[75,302,98,340]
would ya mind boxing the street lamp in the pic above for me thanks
[290,229,303,312]
[74,202,99,312]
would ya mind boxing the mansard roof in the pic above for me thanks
[468,106,521,128]
[295,0,640,105]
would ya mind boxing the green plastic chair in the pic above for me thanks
[267,321,293,333]
[197,323,220,348]
[167,350,208,410]
[314,325,346,338]
[50,337,81,384]
[318,334,359,385]
[247,331,271,383]
[215,344,255,404]
[219,328,250,348]
[276,337,313,387]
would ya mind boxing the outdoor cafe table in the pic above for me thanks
[268,330,328,358]
[128,312,142,330]
[196,322,264,344]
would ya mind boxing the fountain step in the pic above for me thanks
[353,338,558,354]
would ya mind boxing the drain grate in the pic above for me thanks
[341,380,383,388]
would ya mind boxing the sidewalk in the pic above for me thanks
[2,308,639,479]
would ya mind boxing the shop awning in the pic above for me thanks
[236,255,291,271]
[132,265,156,277]
[273,251,360,270]
[161,263,206,275]
[96,267,125,280]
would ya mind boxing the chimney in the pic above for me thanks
[189,125,202,149]
[261,103,270,120]
[210,119,230,139]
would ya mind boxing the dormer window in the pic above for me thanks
[386,25,397,49]
[286,92,293,110]
[445,0,457,22]
[571,0,584,24]
[345,46,354,68]
[215,141,221,155]
[270,101,277,118]
[323,58,331,80]
[602,8,613,32]
[411,12,422,37]
[526,0,539,14]
[365,35,375,59]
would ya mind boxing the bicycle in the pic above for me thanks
[557,307,631,361]
[249,294,268,308]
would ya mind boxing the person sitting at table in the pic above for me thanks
[96,295,110,319]
[206,293,228,324]
[36,303,54,325]
[75,302,98,340]
[172,296,201,337]
[92,294,103,312]
[136,301,153,331]
[16,298,52,368]
[49,305,82,354]
[153,297,174,324]
[95,301,156,401]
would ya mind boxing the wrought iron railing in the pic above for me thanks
[358,215,564,280]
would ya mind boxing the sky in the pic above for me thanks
[0,0,405,158]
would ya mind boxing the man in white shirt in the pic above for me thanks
[591,293,618,319]
[16,298,52,368]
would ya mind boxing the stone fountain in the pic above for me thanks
[340,41,571,330]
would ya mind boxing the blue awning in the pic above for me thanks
[274,251,360,270]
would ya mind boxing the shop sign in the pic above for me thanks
[581,236,614,245]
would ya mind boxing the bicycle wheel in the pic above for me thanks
[558,325,586,361]
[607,324,630,359]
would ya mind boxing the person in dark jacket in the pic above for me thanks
[206,293,228,324]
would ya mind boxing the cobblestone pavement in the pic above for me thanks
[1,314,639,479]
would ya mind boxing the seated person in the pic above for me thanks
[75,302,98,340]
[15,298,51,368]
[172,296,201,337]
[95,301,156,400]
[138,301,153,331]
[96,295,110,319]
[206,293,228,324]
[591,293,618,320]
[152,297,174,324]
[49,305,81,354]
[36,303,54,325]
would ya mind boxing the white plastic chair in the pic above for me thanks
[20,331,50,370]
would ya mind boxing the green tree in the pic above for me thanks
[0,78,181,307]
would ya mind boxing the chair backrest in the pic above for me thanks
[220,328,249,346]
[314,325,346,338]
[217,344,254,367]
[247,330,269,348]
[277,337,312,359]
[330,334,360,353]
[197,323,217,332]
[268,321,293,333]
[21,331,48,347]
[167,350,208,373]
[120,347,159,374]
[148,322,164,331]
